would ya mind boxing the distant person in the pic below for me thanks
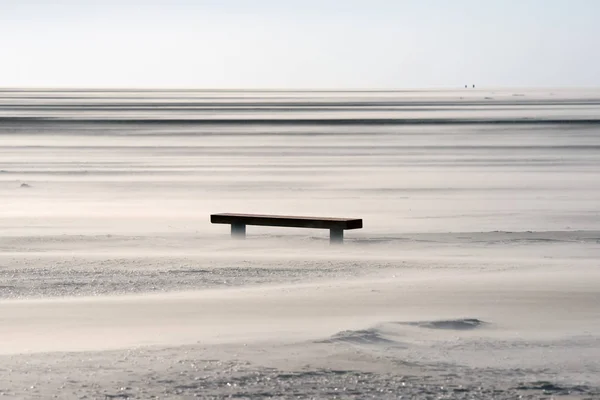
[473,84,475,88]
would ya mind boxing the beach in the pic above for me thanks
[1,88,600,399]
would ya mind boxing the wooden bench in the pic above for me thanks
[210,213,363,244]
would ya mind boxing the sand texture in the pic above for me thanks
[1,88,600,399]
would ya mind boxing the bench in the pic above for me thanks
[210,213,362,244]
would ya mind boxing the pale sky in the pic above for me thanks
[1,0,598,89]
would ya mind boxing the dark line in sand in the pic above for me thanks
[2,117,600,126]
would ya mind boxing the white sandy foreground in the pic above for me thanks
[1,252,600,399]
[3,265,600,355]
[2,89,600,398]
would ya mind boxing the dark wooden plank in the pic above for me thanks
[211,213,362,230]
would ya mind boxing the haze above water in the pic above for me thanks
[1,88,600,399]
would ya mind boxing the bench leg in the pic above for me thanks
[231,223,246,239]
[330,228,344,244]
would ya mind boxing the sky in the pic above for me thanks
[1,0,599,89]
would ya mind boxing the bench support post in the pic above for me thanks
[231,223,246,239]
[330,228,344,244]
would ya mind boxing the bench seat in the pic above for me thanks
[210,213,362,244]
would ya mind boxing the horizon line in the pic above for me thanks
[1,85,599,92]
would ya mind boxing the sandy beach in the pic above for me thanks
[1,88,600,399]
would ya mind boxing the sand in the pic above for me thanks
[1,88,600,399]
